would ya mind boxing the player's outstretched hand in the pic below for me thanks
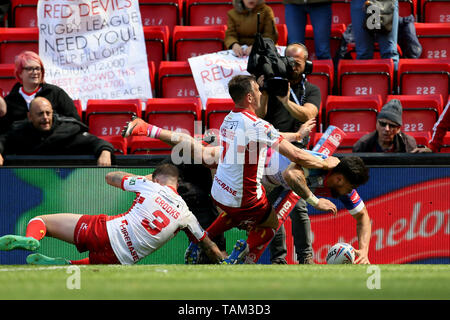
[322,156,340,170]
[298,118,316,141]
[354,249,370,264]
[314,198,337,215]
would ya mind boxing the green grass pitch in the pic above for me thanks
[0,264,449,300]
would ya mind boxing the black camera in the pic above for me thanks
[247,36,296,96]
[247,14,313,97]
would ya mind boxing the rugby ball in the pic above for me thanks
[326,243,355,264]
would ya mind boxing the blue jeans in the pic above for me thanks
[285,3,332,60]
[350,0,399,68]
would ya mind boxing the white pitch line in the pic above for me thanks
[0,266,86,272]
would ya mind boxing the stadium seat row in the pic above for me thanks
[58,94,450,155]
[0,21,448,68]
[7,0,450,29]
[3,58,447,105]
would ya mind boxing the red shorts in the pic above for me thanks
[209,196,272,235]
[74,214,120,264]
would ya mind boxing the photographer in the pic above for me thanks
[259,43,321,264]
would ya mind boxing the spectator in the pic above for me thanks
[224,0,278,57]
[0,97,113,166]
[283,0,332,60]
[353,99,417,152]
[413,100,450,153]
[260,43,321,264]
[350,0,399,68]
[0,51,81,134]
[0,96,6,118]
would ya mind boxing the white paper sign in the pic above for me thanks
[188,46,286,108]
[188,50,249,108]
[37,0,152,108]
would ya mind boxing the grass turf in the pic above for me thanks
[1,264,449,300]
[0,265,450,300]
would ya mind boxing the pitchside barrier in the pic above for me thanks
[0,153,449,265]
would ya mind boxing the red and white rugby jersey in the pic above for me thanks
[106,176,206,264]
[211,108,284,208]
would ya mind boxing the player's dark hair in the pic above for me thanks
[153,163,179,180]
[331,156,369,188]
[228,74,257,104]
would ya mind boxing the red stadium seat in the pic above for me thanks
[172,25,226,61]
[325,95,383,133]
[205,98,234,132]
[439,132,450,153]
[73,99,83,121]
[331,0,351,25]
[398,0,417,18]
[11,0,38,27]
[0,28,39,64]
[139,0,182,34]
[304,24,346,60]
[409,131,431,148]
[266,0,286,24]
[143,26,170,70]
[386,94,443,133]
[148,60,156,95]
[338,59,395,101]
[102,135,128,155]
[185,0,232,25]
[337,132,370,153]
[158,61,198,98]
[415,23,450,59]
[0,64,16,95]
[421,0,450,22]
[276,24,288,46]
[128,136,172,155]
[306,59,334,115]
[85,99,142,137]
[398,59,450,103]
[145,98,202,136]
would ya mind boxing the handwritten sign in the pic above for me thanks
[38,0,152,108]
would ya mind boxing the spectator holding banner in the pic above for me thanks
[0,51,81,134]
[225,0,278,57]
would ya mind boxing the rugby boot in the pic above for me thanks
[221,240,249,264]
[0,235,40,251]
[26,253,70,265]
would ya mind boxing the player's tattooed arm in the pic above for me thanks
[105,171,137,188]
[199,235,228,263]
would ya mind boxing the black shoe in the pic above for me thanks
[298,254,315,264]
[271,258,287,264]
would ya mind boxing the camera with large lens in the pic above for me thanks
[247,37,296,97]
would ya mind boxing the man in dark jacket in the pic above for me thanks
[1,82,81,135]
[353,99,417,152]
[0,97,114,166]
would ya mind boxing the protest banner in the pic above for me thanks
[37,0,152,108]
[188,46,286,108]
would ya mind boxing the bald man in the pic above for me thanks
[0,97,113,166]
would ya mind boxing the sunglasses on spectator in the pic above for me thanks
[378,120,400,129]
